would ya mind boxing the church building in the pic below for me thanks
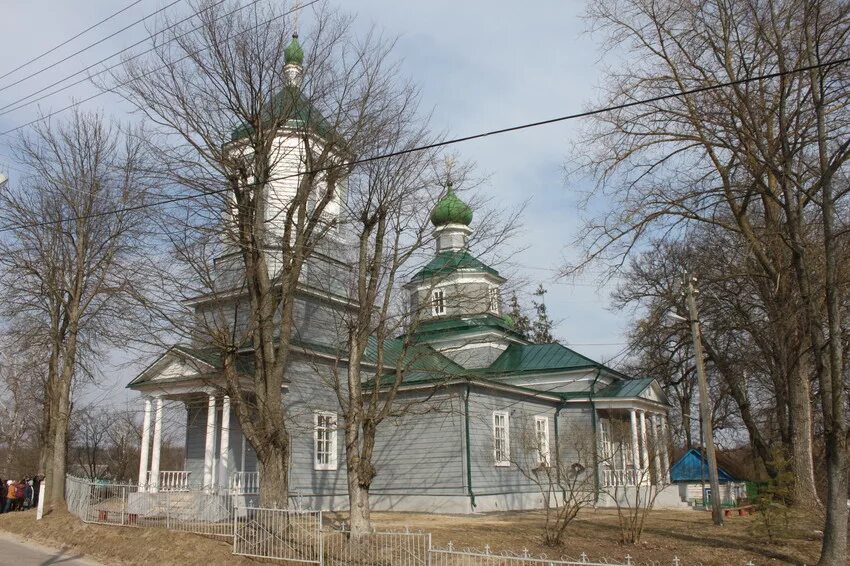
[126,33,682,513]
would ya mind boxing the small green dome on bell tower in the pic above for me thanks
[430,181,473,226]
[285,33,304,66]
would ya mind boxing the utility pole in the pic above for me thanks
[684,273,723,526]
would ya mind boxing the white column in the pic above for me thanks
[149,396,164,493]
[137,397,152,491]
[650,414,662,485]
[660,415,671,483]
[219,395,231,491]
[629,409,640,476]
[203,394,217,491]
[639,410,649,483]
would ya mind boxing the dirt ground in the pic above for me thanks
[0,505,842,565]
[371,507,833,565]
[0,509,260,566]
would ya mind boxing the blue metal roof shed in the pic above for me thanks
[669,448,738,483]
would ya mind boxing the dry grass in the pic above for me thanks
[0,508,262,566]
[0,505,842,565]
[370,508,835,565]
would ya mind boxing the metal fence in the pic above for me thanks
[66,476,234,537]
[430,544,643,566]
[233,506,323,563]
[323,525,431,566]
[65,475,691,566]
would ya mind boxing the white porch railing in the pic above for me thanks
[230,471,260,495]
[147,470,192,492]
[602,468,639,487]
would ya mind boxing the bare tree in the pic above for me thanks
[107,0,451,506]
[576,1,849,560]
[70,407,111,480]
[511,418,597,547]
[0,345,43,478]
[597,418,664,545]
[324,146,521,537]
[0,109,153,507]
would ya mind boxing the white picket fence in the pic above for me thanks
[66,475,693,566]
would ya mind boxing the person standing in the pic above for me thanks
[23,480,33,510]
[4,481,15,513]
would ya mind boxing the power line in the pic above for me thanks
[0,0,143,83]
[0,0,185,94]
[0,55,847,234]
[0,0,244,117]
[0,0,319,135]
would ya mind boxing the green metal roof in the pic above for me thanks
[284,34,304,65]
[230,85,335,141]
[595,377,654,398]
[430,183,473,226]
[410,313,522,341]
[409,250,499,282]
[486,343,600,375]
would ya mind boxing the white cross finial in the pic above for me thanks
[292,0,300,34]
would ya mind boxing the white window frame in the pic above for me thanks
[488,286,501,314]
[534,415,550,467]
[314,411,338,471]
[432,289,446,316]
[493,411,510,467]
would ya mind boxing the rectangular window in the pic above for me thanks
[534,416,550,466]
[432,289,446,316]
[314,411,338,471]
[493,411,510,466]
[488,286,501,314]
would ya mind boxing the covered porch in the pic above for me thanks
[129,345,260,496]
[137,392,261,495]
[593,379,672,489]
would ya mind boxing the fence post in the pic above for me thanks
[166,491,171,530]
[426,532,432,566]
[121,486,126,526]
[232,505,238,555]
[318,510,324,566]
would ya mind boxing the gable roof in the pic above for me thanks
[408,249,500,282]
[595,377,654,398]
[127,345,255,388]
[486,343,626,378]
[669,449,738,483]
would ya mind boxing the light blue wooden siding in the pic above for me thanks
[370,389,465,495]
[184,402,206,486]
[284,359,348,497]
[555,407,595,467]
[466,387,560,495]
[465,388,595,496]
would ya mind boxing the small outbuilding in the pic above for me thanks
[669,448,747,506]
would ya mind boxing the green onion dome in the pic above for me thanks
[430,181,473,226]
[285,34,304,66]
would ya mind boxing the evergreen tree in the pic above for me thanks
[531,284,555,343]
[508,292,531,340]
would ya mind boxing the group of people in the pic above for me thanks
[0,476,41,513]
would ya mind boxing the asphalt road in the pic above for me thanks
[0,531,107,566]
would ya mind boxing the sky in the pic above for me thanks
[0,0,629,408]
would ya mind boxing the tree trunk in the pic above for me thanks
[49,367,73,507]
[347,474,371,540]
[257,447,290,508]
[787,368,819,508]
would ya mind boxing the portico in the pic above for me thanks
[594,378,672,488]
[130,346,259,495]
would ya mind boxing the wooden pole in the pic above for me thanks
[685,274,723,525]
